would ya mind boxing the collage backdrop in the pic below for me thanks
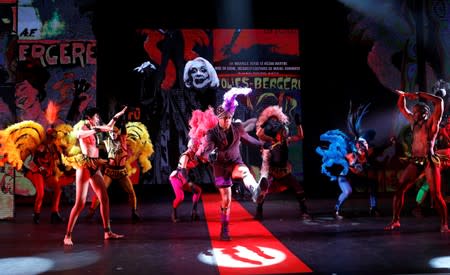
[0,0,95,219]
[132,28,303,185]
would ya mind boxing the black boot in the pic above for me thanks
[191,210,199,221]
[296,193,311,219]
[220,221,231,241]
[191,201,200,221]
[33,212,40,224]
[299,204,311,219]
[132,209,141,223]
[171,208,180,223]
[255,203,263,220]
[50,212,64,224]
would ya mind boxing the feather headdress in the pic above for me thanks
[256,105,289,135]
[346,101,370,151]
[188,107,218,153]
[216,87,252,118]
[347,102,370,138]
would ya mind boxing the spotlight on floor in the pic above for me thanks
[429,256,450,269]
[36,251,101,272]
[0,257,54,275]
[198,245,286,268]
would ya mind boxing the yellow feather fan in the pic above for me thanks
[54,123,78,155]
[50,123,79,176]
[0,120,45,170]
[59,121,85,169]
[125,122,154,175]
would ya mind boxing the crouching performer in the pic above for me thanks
[169,107,217,222]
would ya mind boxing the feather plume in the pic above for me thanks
[0,121,45,169]
[126,122,154,174]
[222,87,252,114]
[188,107,218,151]
[45,100,60,125]
[346,101,370,139]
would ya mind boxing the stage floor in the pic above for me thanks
[1,185,450,275]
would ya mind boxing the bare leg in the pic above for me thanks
[426,166,449,232]
[90,172,124,240]
[385,164,418,230]
[119,176,140,221]
[64,168,90,246]
[89,175,112,213]
[119,176,137,211]
[233,164,265,203]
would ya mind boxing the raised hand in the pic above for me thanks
[73,79,91,95]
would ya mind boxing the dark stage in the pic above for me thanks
[2,185,450,275]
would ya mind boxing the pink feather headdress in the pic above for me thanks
[188,107,218,151]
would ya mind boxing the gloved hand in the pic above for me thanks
[294,113,302,126]
[73,79,91,95]
[208,148,218,162]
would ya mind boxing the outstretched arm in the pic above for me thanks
[239,124,263,147]
[287,114,304,144]
[76,124,100,139]
[396,90,414,123]
[106,106,128,127]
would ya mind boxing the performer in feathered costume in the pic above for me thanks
[169,107,217,222]
[316,102,381,219]
[22,101,75,224]
[23,127,72,224]
[197,87,268,241]
[86,119,154,222]
[63,106,126,246]
[255,105,309,220]
[0,120,44,198]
